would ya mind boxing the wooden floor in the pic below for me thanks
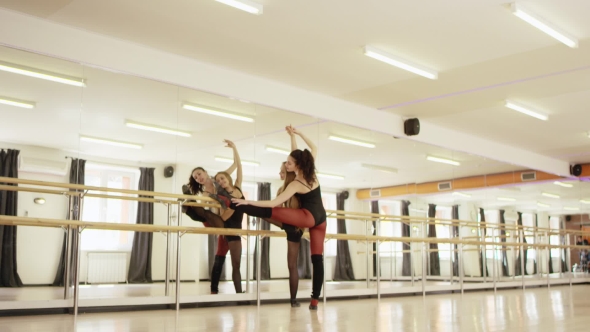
[0,285,587,331]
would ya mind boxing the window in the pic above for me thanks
[549,216,561,257]
[322,192,337,256]
[435,206,453,259]
[522,213,536,259]
[81,163,139,251]
[483,210,499,260]
[378,201,402,257]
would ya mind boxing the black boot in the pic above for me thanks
[211,255,226,294]
[310,254,324,310]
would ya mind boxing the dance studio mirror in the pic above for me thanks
[2,43,585,307]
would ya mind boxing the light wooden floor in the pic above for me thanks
[0,285,587,331]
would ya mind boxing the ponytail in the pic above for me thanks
[290,148,316,186]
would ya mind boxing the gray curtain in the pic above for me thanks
[514,212,528,276]
[253,182,271,280]
[297,239,312,279]
[128,167,155,283]
[427,204,440,276]
[401,200,412,276]
[333,192,355,281]
[532,214,538,274]
[478,208,489,278]
[561,218,568,273]
[499,210,510,277]
[451,205,460,277]
[53,158,85,286]
[371,201,379,277]
[0,149,23,287]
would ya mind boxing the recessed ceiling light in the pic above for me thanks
[361,163,397,173]
[215,156,259,167]
[453,192,471,198]
[0,96,35,109]
[505,100,548,121]
[537,202,550,208]
[125,121,191,137]
[182,103,254,123]
[554,181,573,188]
[564,207,580,211]
[266,146,290,156]
[363,46,438,79]
[328,135,375,148]
[215,0,263,15]
[316,172,345,180]
[497,197,516,202]
[510,3,578,48]
[542,192,560,199]
[0,60,85,87]
[80,135,142,149]
[426,155,460,166]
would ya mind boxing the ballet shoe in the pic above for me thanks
[210,291,218,295]
[309,298,318,310]
[290,300,301,308]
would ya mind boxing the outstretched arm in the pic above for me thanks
[232,182,300,208]
[222,140,242,187]
[290,126,317,161]
[287,125,298,151]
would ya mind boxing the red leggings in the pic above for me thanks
[270,208,326,255]
[204,222,229,256]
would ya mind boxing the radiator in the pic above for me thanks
[87,252,128,284]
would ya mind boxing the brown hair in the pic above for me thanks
[289,149,316,186]
[215,171,233,188]
[279,166,299,208]
[188,167,206,194]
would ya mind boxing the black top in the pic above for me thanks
[223,186,245,229]
[294,180,326,226]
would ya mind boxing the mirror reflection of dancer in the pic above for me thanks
[232,126,326,310]
[212,139,245,294]
[181,141,241,294]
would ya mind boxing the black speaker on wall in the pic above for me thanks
[404,118,420,136]
[566,215,572,222]
[571,164,582,176]
[164,166,174,178]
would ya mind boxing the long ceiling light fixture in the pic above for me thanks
[505,100,548,121]
[542,192,560,199]
[361,163,398,173]
[510,3,578,48]
[265,146,290,156]
[426,155,461,166]
[564,207,580,211]
[125,121,191,137]
[537,202,550,208]
[80,135,142,149]
[215,0,263,15]
[453,192,471,198]
[0,60,85,87]
[553,181,573,188]
[215,156,259,167]
[328,135,375,148]
[316,172,345,180]
[580,199,590,205]
[363,46,438,79]
[497,197,516,202]
[182,103,254,123]
[0,96,35,109]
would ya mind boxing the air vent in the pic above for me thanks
[369,189,381,198]
[521,171,537,182]
[438,181,452,191]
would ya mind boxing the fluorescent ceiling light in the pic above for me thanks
[316,172,345,180]
[215,156,259,167]
[0,60,85,87]
[504,100,548,121]
[537,202,550,208]
[182,103,254,123]
[410,208,426,213]
[542,192,560,199]
[361,163,397,173]
[580,199,590,205]
[554,181,573,188]
[510,3,578,48]
[0,97,35,109]
[215,0,263,15]
[80,136,142,149]
[328,135,375,148]
[426,155,460,166]
[363,46,438,80]
[453,192,471,198]
[265,146,290,156]
[125,121,191,137]
[497,197,516,202]
[564,207,580,211]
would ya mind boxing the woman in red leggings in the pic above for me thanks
[231,127,326,310]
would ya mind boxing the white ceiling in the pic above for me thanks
[1,0,590,215]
